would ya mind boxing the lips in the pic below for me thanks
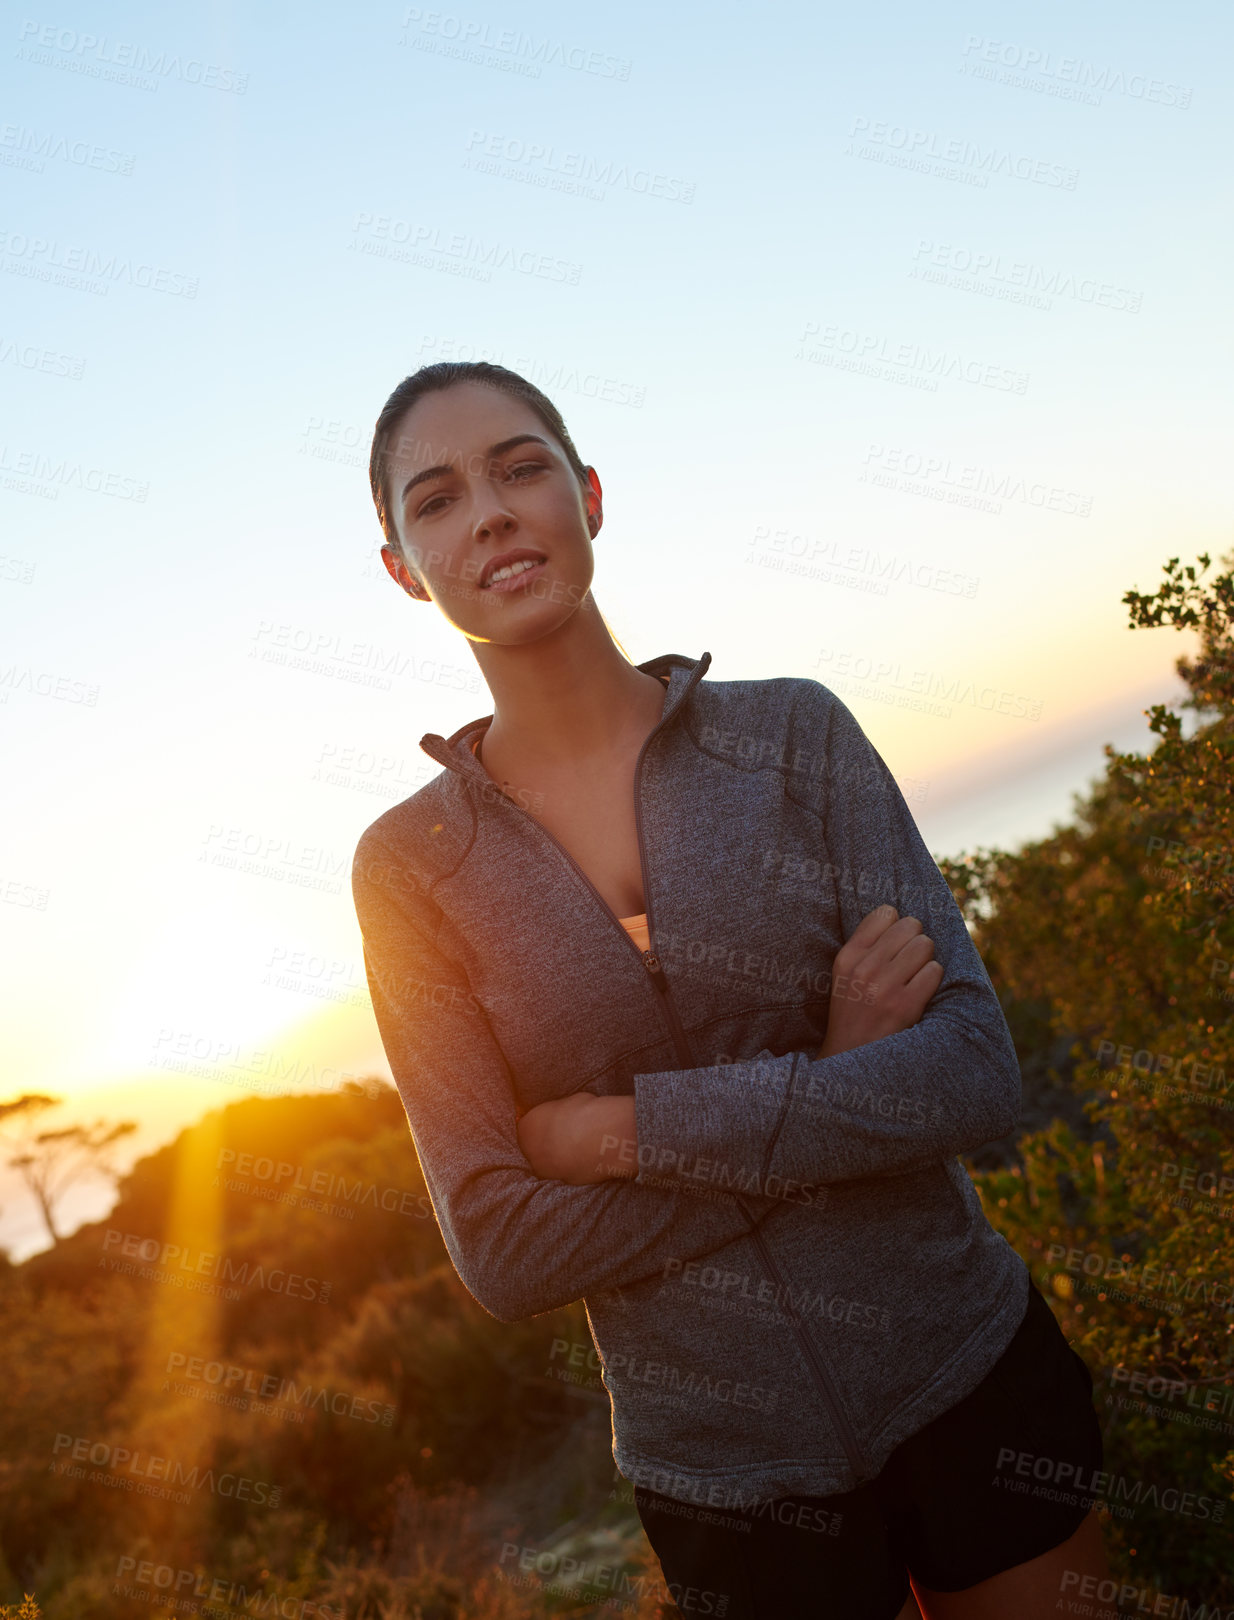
[479,549,547,588]
[481,558,548,596]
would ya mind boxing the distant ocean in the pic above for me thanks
[916,677,1184,860]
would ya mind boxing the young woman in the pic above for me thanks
[351,361,1110,1619]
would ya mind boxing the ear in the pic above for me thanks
[584,466,603,536]
[382,543,427,600]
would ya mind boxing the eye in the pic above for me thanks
[415,492,450,518]
[506,460,546,480]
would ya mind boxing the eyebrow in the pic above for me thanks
[399,434,551,507]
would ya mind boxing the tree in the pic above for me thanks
[938,547,1234,1594]
[0,1095,136,1247]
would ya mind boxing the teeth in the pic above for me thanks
[485,557,541,587]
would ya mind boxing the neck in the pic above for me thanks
[469,596,667,772]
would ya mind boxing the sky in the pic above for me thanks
[2,2,1230,1257]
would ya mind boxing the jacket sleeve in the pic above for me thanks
[631,683,1022,1199]
[352,829,776,1323]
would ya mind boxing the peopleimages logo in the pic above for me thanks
[350,212,583,285]
[165,1351,395,1425]
[995,1446,1225,1521]
[0,120,136,174]
[911,238,1142,313]
[16,20,249,92]
[114,1557,338,1617]
[0,442,148,499]
[398,9,632,80]
[797,320,1029,394]
[463,129,694,203]
[1094,1037,1231,1098]
[53,1433,279,1505]
[959,35,1193,108]
[660,1257,890,1330]
[813,647,1043,721]
[1060,1573,1234,1620]
[861,443,1093,518]
[100,1228,333,1303]
[0,228,199,295]
[1046,1242,1234,1313]
[848,116,1078,188]
[0,334,86,378]
[214,1147,432,1222]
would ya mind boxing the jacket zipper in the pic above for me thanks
[468,683,872,1481]
[466,677,676,991]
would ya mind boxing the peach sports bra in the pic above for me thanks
[469,707,658,955]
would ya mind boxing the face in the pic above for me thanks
[379,381,602,643]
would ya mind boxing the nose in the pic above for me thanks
[471,491,516,541]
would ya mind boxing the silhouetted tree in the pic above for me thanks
[0,1094,136,1246]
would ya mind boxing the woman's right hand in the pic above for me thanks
[816,904,944,1060]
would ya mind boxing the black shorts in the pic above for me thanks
[633,1278,1104,1620]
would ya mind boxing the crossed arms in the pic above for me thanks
[353,687,1020,1323]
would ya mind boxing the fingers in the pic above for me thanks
[907,959,944,993]
[845,904,900,948]
[864,932,936,999]
[837,910,934,986]
[823,908,944,1054]
[834,907,901,982]
[837,910,941,1025]
[862,953,942,1025]
[901,957,944,1018]
[886,930,936,981]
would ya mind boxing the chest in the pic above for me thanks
[520,765,647,920]
[440,751,842,1106]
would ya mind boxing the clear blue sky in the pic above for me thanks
[1,0,1229,1253]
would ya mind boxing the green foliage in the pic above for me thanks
[940,547,1234,1595]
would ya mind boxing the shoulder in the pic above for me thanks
[687,672,855,756]
[687,673,884,809]
[351,768,475,911]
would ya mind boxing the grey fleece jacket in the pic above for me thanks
[351,649,1029,1507]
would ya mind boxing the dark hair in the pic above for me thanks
[367,361,589,560]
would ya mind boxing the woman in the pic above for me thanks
[351,361,1110,1618]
